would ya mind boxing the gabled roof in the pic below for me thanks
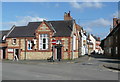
[7,20,74,38]
[7,26,30,38]
[48,20,73,37]
[91,34,100,41]
[0,30,9,43]
[76,24,82,31]
[107,23,120,38]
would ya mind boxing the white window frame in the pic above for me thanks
[8,48,14,52]
[116,47,118,54]
[89,45,93,48]
[109,48,111,54]
[27,40,32,50]
[2,35,6,40]
[73,35,76,50]
[39,34,48,50]
[12,38,16,44]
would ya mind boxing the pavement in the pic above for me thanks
[102,60,120,71]
[2,54,120,71]
[2,55,89,65]
[90,54,120,71]
[2,56,119,80]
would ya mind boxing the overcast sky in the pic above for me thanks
[1,2,119,39]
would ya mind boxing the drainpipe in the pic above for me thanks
[24,38,27,60]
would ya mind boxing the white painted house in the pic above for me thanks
[89,34,96,52]
[88,34,103,54]
[80,29,88,56]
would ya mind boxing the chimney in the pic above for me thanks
[113,17,117,28]
[98,37,100,41]
[64,11,72,20]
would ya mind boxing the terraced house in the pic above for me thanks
[5,12,81,60]
[102,17,120,58]
[0,30,9,59]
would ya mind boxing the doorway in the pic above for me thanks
[57,47,62,60]
[14,49,19,59]
[3,48,6,59]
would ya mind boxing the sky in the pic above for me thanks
[1,2,119,39]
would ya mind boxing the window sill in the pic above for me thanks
[38,50,51,52]
[28,49,32,50]
[12,43,16,45]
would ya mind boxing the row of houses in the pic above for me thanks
[87,34,103,55]
[100,18,120,59]
[0,11,103,60]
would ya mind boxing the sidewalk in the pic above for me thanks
[91,54,120,71]
[2,55,89,65]
[103,60,120,71]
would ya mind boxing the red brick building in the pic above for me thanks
[0,30,9,59]
[3,12,82,60]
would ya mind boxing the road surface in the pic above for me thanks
[2,57,119,80]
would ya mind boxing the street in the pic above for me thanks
[2,56,119,80]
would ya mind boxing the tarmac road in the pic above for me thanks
[2,56,119,80]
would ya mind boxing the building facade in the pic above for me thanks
[87,34,103,54]
[80,29,88,56]
[88,34,96,53]
[4,12,82,60]
[103,18,120,58]
[0,30,9,59]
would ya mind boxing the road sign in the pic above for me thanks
[52,40,56,45]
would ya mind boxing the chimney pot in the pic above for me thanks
[64,11,72,20]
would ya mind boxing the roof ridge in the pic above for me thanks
[15,26,27,28]
[28,20,73,23]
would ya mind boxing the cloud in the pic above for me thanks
[82,18,112,28]
[113,11,119,18]
[85,27,93,32]
[70,2,104,9]
[2,16,47,30]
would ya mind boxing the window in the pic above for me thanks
[89,45,93,48]
[116,36,117,43]
[39,34,48,50]
[8,49,13,52]
[116,47,118,54]
[28,40,32,50]
[12,38,16,44]
[109,48,111,54]
[2,35,6,40]
[73,35,76,50]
